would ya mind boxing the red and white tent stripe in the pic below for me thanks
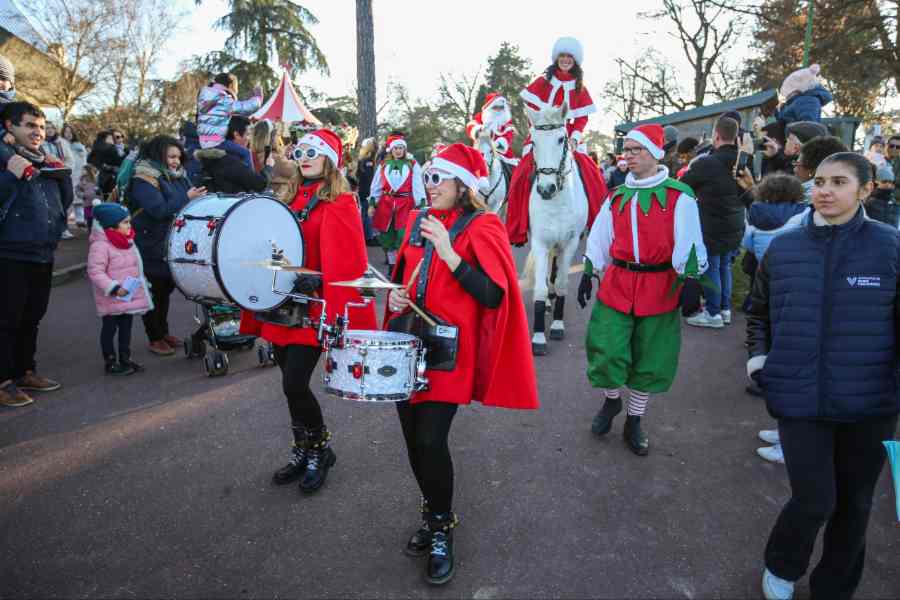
[252,70,322,127]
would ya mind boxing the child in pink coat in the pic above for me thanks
[87,203,153,375]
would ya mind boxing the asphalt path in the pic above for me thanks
[1,246,898,599]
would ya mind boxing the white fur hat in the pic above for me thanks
[552,37,584,65]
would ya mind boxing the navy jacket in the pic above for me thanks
[0,153,74,263]
[680,144,746,256]
[746,208,900,421]
[130,174,191,278]
[779,85,833,125]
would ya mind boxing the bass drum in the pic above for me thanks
[167,193,304,311]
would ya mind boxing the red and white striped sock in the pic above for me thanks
[626,390,650,416]
[603,388,620,400]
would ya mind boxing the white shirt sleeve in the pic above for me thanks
[672,192,708,276]
[368,164,383,201]
[411,162,426,205]
[584,200,613,275]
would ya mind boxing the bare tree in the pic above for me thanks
[129,0,180,108]
[355,0,377,141]
[437,69,483,134]
[30,0,120,119]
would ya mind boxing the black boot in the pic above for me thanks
[591,396,622,436]
[272,426,307,485]
[104,355,134,376]
[119,351,144,373]
[623,415,650,456]
[299,426,336,494]
[425,512,458,585]
[405,497,431,557]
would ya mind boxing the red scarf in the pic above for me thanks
[105,228,135,250]
[554,68,575,81]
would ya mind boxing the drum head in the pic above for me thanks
[215,196,304,311]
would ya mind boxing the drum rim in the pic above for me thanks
[324,386,412,402]
[340,329,421,348]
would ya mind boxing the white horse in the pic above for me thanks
[523,104,588,355]
[474,128,507,215]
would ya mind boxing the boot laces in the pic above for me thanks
[288,446,306,466]
[430,532,448,557]
[306,449,322,471]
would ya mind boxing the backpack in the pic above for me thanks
[112,150,139,206]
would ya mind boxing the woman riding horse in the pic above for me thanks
[506,36,607,246]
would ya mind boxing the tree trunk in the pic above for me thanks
[356,0,377,141]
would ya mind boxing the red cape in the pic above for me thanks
[240,186,376,346]
[385,209,538,410]
[505,152,606,245]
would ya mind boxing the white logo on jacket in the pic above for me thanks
[846,276,881,288]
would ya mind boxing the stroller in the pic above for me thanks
[184,301,275,377]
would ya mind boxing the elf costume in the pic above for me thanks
[505,37,608,245]
[581,124,707,456]
[368,134,426,266]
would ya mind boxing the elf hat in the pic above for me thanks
[624,124,665,160]
[430,143,489,193]
[552,37,584,65]
[93,202,130,229]
[299,128,343,168]
[482,92,507,112]
[387,134,407,151]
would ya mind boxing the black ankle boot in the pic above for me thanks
[405,498,431,557]
[623,415,650,456]
[119,351,144,373]
[591,396,622,436]
[104,355,134,376]
[273,427,307,485]
[299,427,336,494]
[425,512,457,585]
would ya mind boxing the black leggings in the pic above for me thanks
[100,314,133,357]
[396,401,458,514]
[142,274,176,342]
[273,344,324,431]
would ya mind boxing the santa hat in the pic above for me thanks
[431,142,447,158]
[430,143,489,193]
[387,134,407,151]
[299,128,343,168]
[616,157,628,168]
[481,92,507,112]
[552,37,584,66]
[780,64,821,101]
[624,124,665,160]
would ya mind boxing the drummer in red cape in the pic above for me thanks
[506,36,608,245]
[384,143,538,585]
[240,128,376,494]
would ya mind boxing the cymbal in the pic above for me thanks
[240,260,321,274]
[330,277,402,290]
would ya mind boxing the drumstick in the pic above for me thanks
[404,259,423,293]
[382,258,435,327]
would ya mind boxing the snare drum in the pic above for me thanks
[167,193,304,311]
[323,330,426,402]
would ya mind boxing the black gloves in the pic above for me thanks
[292,274,322,296]
[577,273,593,309]
[679,278,702,317]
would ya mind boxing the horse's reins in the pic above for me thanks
[475,136,506,210]
[533,123,572,196]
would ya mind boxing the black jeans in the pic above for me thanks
[396,401,458,514]
[765,415,899,599]
[0,259,52,382]
[273,344,324,433]
[100,314,133,358]
[142,274,176,342]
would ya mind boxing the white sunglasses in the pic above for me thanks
[423,170,455,186]
[292,145,322,161]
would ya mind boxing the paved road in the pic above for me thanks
[1,247,898,598]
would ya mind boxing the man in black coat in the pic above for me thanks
[0,102,73,407]
[680,116,746,329]
[195,115,272,194]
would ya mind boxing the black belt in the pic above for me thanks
[612,258,672,273]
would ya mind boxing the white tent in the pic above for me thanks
[252,70,321,128]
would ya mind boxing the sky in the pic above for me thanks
[158,0,747,135]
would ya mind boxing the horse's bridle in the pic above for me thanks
[476,136,504,205]
[532,123,571,196]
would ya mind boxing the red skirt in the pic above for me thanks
[372,194,415,233]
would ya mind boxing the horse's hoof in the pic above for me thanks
[549,328,565,340]
[532,342,547,356]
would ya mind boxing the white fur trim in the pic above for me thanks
[625,129,664,160]
[430,156,480,192]
[482,95,507,112]
[520,89,545,110]
[552,36,584,65]
[388,138,408,150]
[747,355,767,380]
[568,104,597,119]
[299,133,338,167]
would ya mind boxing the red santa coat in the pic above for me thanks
[384,208,538,409]
[505,69,606,245]
[240,181,377,346]
[466,112,518,164]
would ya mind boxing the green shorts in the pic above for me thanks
[378,229,405,251]
[585,301,681,393]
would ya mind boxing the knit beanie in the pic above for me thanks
[780,64,821,101]
[0,54,14,85]
[93,203,130,229]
